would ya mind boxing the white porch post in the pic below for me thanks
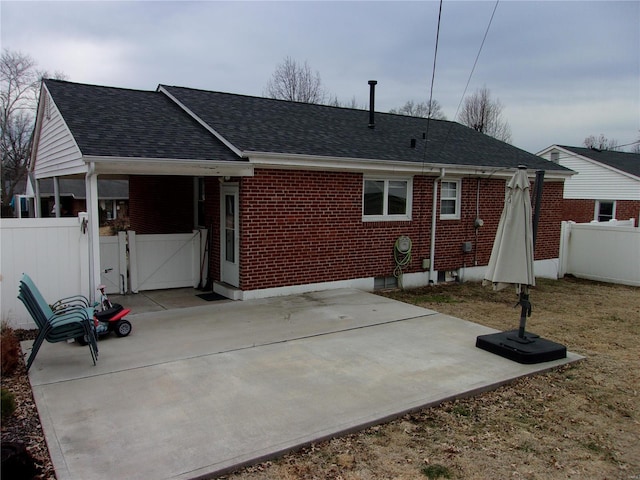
[85,167,101,303]
[53,176,61,217]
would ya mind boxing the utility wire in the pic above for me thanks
[452,0,500,122]
[431,0,500,162]
[422,0,444,165]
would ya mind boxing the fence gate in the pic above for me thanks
[99,232,128,294]
[100,230,207,294]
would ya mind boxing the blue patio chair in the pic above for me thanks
[18,280,98,371]
[18,274,98,371]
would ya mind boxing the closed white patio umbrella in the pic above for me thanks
[477,166,566,363]
[483,166,535,340]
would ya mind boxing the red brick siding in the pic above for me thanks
[239,170,434,290]
[434,178,503,272]
[563,199,640,224]
[238,170,564,291]
[128,170,565,291]
[534,181,564,259]
[129,176,195,234]
[562,199,595,223]
[616,201,640,224]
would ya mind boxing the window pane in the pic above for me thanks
[441,181,457,198]
[441,199,456,215]
[388,181,407,215]
[598,201,613,221]
[364,180,384,215]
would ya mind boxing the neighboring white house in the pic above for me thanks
[537,145,640,224]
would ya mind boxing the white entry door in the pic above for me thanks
[220,184,240,287]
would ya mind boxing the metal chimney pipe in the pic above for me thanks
[368,80,377,129]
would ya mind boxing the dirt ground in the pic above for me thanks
[2,277,639,479]
[223,277,639,480]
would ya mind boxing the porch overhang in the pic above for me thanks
[84,155,254,177]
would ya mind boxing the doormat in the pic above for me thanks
[196,292,226,302]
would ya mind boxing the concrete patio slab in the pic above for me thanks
[24,289,581,480]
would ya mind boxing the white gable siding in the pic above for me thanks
[33,91,86,177]
[557,155,640,201]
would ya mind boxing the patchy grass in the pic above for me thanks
[225,277,640,480]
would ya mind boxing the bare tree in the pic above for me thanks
[1,49,65,216]
[458,87,512,143]
[264,57,326,104]
[583,134,620,151]
[389,99,447,120]
[631,133,640,154]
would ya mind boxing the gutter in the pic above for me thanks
[429,167,446,284]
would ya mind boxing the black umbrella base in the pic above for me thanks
[476,330,567,364]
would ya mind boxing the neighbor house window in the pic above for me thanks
[440,180,460,220]
[595,200,615,222]
[363,178,412,221]
[550,151,560,163]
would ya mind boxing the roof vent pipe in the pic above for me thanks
[368,80,377,129]
[410,138,416,148]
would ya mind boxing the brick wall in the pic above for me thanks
[563,199,640,224]
[562,199,595,223]
[129,176,195,234]
[534,181,564,259]
[239,170,431,290]
[128,170,565,291]
[616,201,640,224]
[238,169,564,291]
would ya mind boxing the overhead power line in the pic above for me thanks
[452,0,500,122]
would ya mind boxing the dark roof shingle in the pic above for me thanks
[44,79,570,173]
[44,79,240,162]
[559,145,640,178]
[161,85,568,172]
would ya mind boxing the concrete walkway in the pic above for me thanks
[25,289,580,480]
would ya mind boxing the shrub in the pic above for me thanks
[1,323,21,376]
[1,388,16,420]
[422,464,452,479]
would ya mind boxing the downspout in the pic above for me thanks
[429,168,445,284]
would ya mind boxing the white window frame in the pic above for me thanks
[362,177,413,222]
[440,179,461,220]
[595,200,616,222]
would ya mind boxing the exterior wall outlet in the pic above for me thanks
[422,258,430,269]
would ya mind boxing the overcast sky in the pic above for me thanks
[2,1,638,154]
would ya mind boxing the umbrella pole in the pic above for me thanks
[517,290,531,338]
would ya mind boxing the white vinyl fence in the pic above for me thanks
[1,216,207,328]
[558,219,640,287]
[1,217,90,329]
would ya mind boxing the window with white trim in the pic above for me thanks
[595,200,615,222]
[363,178,412,221]
[440,180,460,220]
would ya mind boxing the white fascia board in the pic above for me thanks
[246,151,572,180]
[84,155,254,177]
[157,86,243,158]
[536,145,559,156]
[34,164,88,178]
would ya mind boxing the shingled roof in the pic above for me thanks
[44,79,569,174]
[44,79,240,162]
[558,145,640,178]
[161,85,568,173]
